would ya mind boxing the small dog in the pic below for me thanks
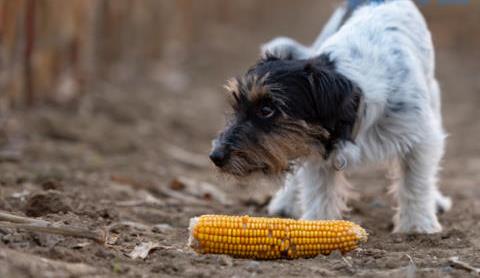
[209,0,451,233]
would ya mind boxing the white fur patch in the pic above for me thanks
[264,0,450,233]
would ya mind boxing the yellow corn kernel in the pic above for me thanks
[189,215,368,260]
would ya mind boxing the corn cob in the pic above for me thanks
[188,215,367,260]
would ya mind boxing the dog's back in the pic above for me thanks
[317,1,438,128]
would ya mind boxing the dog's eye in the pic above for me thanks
[258,105,275,119]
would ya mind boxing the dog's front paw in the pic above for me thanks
[393,213,442,234]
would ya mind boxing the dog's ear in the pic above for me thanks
[331,81,362,143]
[244,52,280,76]
[305,59,361,145]
[303,61,315,73]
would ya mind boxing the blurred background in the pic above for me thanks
[1,0,479,106]
[0,1,480,276]
[0,0,479,183]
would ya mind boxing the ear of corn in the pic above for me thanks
[188,215,367,260]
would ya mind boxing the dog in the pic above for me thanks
[209,0,451,233]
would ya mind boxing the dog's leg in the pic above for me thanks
[298,158,351,220]
[267,172,301,218]
[393,132,446,233]
[428,78,452,214]
[261,37,313,60]
[388,157,450,214]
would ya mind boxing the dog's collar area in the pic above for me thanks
[351,94,365,141]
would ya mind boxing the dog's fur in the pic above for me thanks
[210,0,451,233]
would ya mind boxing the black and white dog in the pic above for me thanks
[209,0,451,233]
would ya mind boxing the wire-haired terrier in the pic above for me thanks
[210,0,451,233]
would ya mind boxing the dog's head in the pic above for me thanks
[210,54,361,177]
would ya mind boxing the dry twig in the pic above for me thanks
[0,210,115,244]
[0,210,48,224]
[449,256,480,274]
[0,248,98,276]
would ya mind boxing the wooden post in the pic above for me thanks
[24,0,35,106]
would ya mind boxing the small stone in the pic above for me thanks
[246,261,261,272]
[24,191,71,217]
[441,266,454,273]
[152,224,173,233]
[328,250,343,260]
[392,235,404,243]
[216,255,233,267]
[41,180,64,191]
[169,178,185,191]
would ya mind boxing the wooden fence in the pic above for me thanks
[0,0,172,108]
[0,0,478,111]
[0,0,280,109]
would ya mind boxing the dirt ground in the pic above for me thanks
[1,5,480,278]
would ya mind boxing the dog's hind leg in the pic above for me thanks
[392,130,446,233]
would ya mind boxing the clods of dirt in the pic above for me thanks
[24,191,71,217]
[40,180,64,191]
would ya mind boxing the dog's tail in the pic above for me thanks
[311,4,349,49]
[312,0,386,49]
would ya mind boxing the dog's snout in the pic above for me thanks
[209,146,229,167]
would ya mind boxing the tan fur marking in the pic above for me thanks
[224,78,239,94]
[219,117,330,176]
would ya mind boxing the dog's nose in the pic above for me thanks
[209,147,229,167]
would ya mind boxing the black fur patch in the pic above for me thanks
[243,54,363,154]
[213,53,363,176]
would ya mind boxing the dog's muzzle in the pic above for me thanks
[209,139,230,167]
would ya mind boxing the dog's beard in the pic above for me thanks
[218,119,328,177]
